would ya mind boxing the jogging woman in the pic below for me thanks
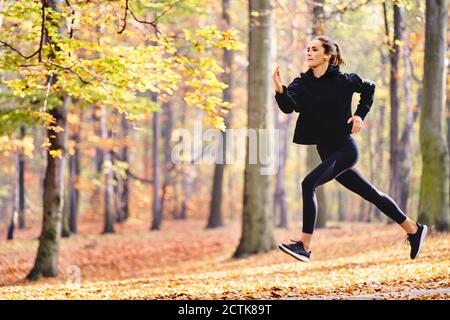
[273,35,427,263]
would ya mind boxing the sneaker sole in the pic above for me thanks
[412,225,428,259]
[278,244,310,263]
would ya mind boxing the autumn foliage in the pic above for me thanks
[0,219,448,300]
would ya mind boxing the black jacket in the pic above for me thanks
[274,64,376,145]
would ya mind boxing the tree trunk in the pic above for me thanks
[119,112,129,221]
[398,30,414,213]
[367,118,376,223]
[337,189,345,222]
[373,107,386,221]
[374,45,390,221]
[358,200,366,222]
[179,165,194,220]
[208,161,225,228]
[159,101,174,222]
[27,95,68,280]
[151,92,162,230]
[387,2,403,206]
[61,188,70,238]
[7,153,20,240]
[172,96,187,220]
[207,0,234,229]
[69,118,81,233]
[26,0,67,280]
[178,108,201,220]
[446,12,450,222]
[274,0,299,229]
[418,0,449,230]
[234,0,276,258]
[18,125,26,229]
[101,105,115,234]
[113,110,128,223]
[274,108,288,228]
[91,105,103,208]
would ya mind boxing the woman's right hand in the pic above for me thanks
[272,66,283,93]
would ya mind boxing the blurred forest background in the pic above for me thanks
[0,0,448,299]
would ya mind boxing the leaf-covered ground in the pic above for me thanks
[0,219,449,300]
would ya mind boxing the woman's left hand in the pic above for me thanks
[347,115,363,134]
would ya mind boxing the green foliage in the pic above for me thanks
[0,108,42,135]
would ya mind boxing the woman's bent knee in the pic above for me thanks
[301,176,316,191]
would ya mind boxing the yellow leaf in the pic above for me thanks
[49,149,63,158]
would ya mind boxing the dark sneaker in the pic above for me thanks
[278,240,311,262]
[406,223,428,259]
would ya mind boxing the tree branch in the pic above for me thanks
[128,8,159,35]
[65,0,75,39]
[0,0,46,61]
[39,0,46,62]
[383,0,391,48]
[118,0,186,35]
[126,168,153,184]
[325,0,374,20]
[0,41,40,59]
[111,151,154,184]
[118,0,129,34]
[152,0,185,25]
[44,60,90,84]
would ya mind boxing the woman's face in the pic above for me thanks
[306,39,330,68]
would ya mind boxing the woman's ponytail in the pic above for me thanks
[333,42,346,67]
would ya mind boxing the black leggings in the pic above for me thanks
[301,135,407,234]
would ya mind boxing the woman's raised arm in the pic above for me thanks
[272,66,304,114]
